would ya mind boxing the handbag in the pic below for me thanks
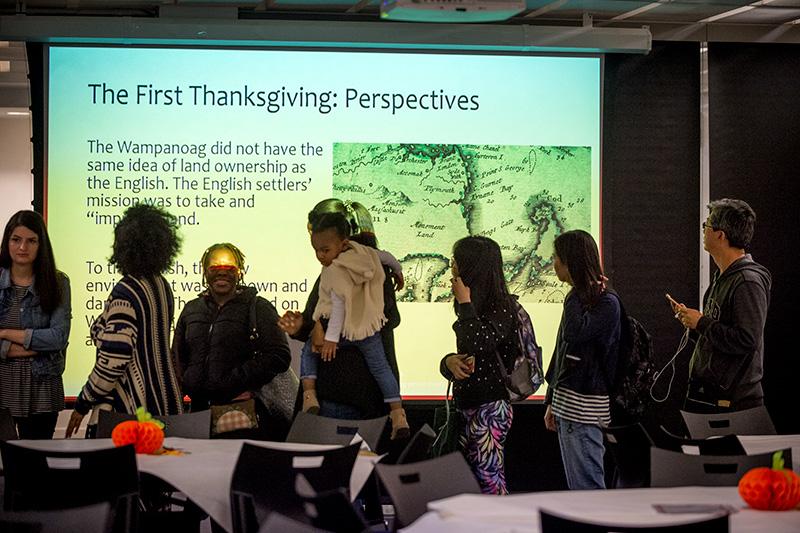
[210,398,258,435]
[248,295,299,424]
[256,368,299,423]
[431,381,461,457]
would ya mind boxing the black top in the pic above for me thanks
[440,300,518,410]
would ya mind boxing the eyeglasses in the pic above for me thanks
[701,221,718,231]
[207,264,239,272]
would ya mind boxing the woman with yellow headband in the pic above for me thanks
[172,242,291,440]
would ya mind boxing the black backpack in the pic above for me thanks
[611,294,655,420]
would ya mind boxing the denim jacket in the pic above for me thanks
[545,290,621,402]
[0,267,72,377]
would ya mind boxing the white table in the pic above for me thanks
[739,434,800,471]
[10,437,382,533]
[400,486,800,533]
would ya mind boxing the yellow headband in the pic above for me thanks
[204,247,241,272]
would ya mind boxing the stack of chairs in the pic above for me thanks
[604,405,784,489]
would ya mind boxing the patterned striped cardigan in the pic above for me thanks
[75,275,183,416]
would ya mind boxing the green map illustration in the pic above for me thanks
[332,143,591,303]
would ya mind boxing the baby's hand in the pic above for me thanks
[311,321,325,352]
[321,340,338,361]
[391,271,405,291]
[278,311,303,336]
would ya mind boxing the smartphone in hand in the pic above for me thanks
[464,355,475,373]
[665,293,680,311]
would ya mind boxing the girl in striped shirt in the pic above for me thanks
[544,230,620,490]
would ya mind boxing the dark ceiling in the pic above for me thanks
[4,0,800,28]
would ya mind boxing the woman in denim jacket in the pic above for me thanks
[543,230,620,490]
[0,210,71,439]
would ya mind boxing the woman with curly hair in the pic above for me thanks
[0,210,71,439]
[66,205,184,437]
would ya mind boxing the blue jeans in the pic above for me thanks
[300,332,401,403]
[319,400,364,420]
[555,415,606,490]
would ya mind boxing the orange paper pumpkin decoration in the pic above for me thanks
[111,407,165,454]
[738,451,800,511]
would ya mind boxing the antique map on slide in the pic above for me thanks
[332,143,591,303]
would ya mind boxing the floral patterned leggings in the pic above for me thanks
[459,399,513,495]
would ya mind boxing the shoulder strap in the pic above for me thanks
[512,297,541,349]
[495,350,511,380]
[248,295,259,344]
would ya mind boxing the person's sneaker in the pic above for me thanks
[302,390,320,415]
[390,408,410,440]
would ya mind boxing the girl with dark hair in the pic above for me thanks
[439,236,518,494]
[0,210,71,439]
[544,229,620,489]
[66,205,184,437]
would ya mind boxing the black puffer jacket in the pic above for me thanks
[173,286,291,408]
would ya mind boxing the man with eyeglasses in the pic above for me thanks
[669,199,771,413]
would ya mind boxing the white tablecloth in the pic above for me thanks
[400,486,800,533]
[10,437,382,532]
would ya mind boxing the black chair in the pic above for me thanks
[0,502,112,533]
[286,412,387,452]
[655,425,745,455]
[354,424,436,530]
[116,411,209,531]
[602,422,654,488]
[539,509,729,533]
[294,473,369,533]
[396,424,436,464]
[650,447,790,487]
[681,405,776,439]
[96,410,211,439]
[374,452,481,530]
[0,406,18,441]
[230,441,361,533]
[157,410,212,438]
[0,442,138,533]
[258,512,334,533]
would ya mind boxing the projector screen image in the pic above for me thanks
[45,45,602,398]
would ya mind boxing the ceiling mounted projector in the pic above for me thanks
[380,0,526,23]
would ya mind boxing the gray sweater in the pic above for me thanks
[688,254,771,410]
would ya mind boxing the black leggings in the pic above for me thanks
[14,411,59,439]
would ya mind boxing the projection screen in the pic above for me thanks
[45,45,602,398]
